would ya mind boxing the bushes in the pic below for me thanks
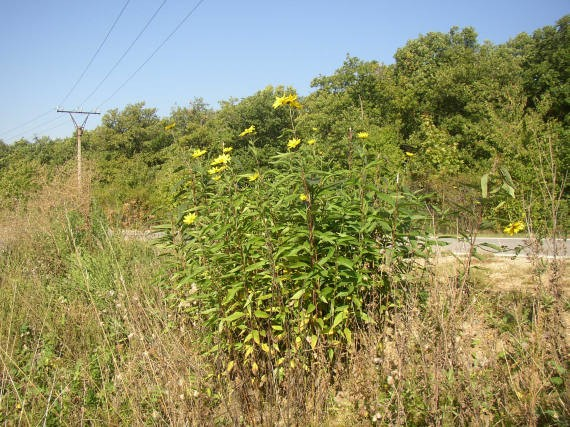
[158,94,433,421]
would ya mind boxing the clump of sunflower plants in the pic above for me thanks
[157,93,432,408]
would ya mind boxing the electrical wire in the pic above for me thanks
[59,0,132,108]
[2,1,131,142]
[96,0,207,110]
[79,0,168,109]
[0,109,54,139]
[2,115,66,143]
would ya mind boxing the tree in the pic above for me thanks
[97,102,163,157]
[522,15,570,124]
[214,86,293,151]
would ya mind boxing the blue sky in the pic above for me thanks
[0,0,568,143]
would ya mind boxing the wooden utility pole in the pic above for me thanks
[57,109,100,188]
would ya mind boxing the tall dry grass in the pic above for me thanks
[1,166,568,425]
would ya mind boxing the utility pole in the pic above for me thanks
[57,109,100,188]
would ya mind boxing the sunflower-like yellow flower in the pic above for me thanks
[248,171,260,182]
[210,153,231,166]
[223,146,233,153]
[183,212,197,225]
[273,94,301,109]
[273,95,287,109]
[299,194,308,202]
[503,220,525,236]
[307,138,316,145]
[357,132,369,139]
[191,148,207,159]
[208,165,228,175]
[239,125,256,137]
[287,138,301,150]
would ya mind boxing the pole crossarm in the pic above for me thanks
[57,109,101,188]
[57,109,100,128]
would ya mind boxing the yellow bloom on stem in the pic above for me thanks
[273,95,286,109]
[223,146,233,153]
[503,220,525,236]
[208,165,228,175]
[287,138,301,150]
[239,125,255,137]
[299,194,308,202]
[357,132,369,139]
[183,212,197,225]
[248,171,260,182]
[273,94,301,109]
[210,153,231,166]
[307,138,316,145]
[191,148,207,158]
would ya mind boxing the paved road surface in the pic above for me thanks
[1,231,567,258]
[437,237,569,258]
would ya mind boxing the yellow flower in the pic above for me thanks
[239,125,256,137]
[208,165,228,175]
[357,132,369,139]
[248,171,260,182]
[223,146,233,153]
[191,148,207,159]
[273,95,286,109]
[165,122,176,131]
[287,138,301,150]
[307,138,316,145]
[405,152,414,157]
[299,194,308,202]
[212,175,222,181]
[183,212,197,225]
[273,94,301,109]
[503,220,525,236]
[210,153,231,166]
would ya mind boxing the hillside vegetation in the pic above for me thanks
[1,17,568,425]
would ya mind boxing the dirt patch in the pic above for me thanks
[434,254,570,347]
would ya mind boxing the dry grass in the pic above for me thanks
[1,173,568,425]
[331,253,569,425]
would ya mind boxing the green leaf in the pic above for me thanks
[245,260,266,272]
[252,329,260,345]
[254,309,270,319]
[291,289,305,300]
[501,183,515,198]
[332,310,345,329]
[500,166,515,188]
[479,242,506,252]
[481,173,488,198]
[336,257,354,270]
[343,327,352,344]
[223,311,245,323]
[309,335,318,350]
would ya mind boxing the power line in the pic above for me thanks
[59,0,132,108]
[96,0,207,110]
[0,109,53,138]
[1,1,131,142]
[2,114,65,143]
[79,0,168,108]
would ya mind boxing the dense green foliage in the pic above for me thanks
[0,17,567,233]
[1,16,569,425]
